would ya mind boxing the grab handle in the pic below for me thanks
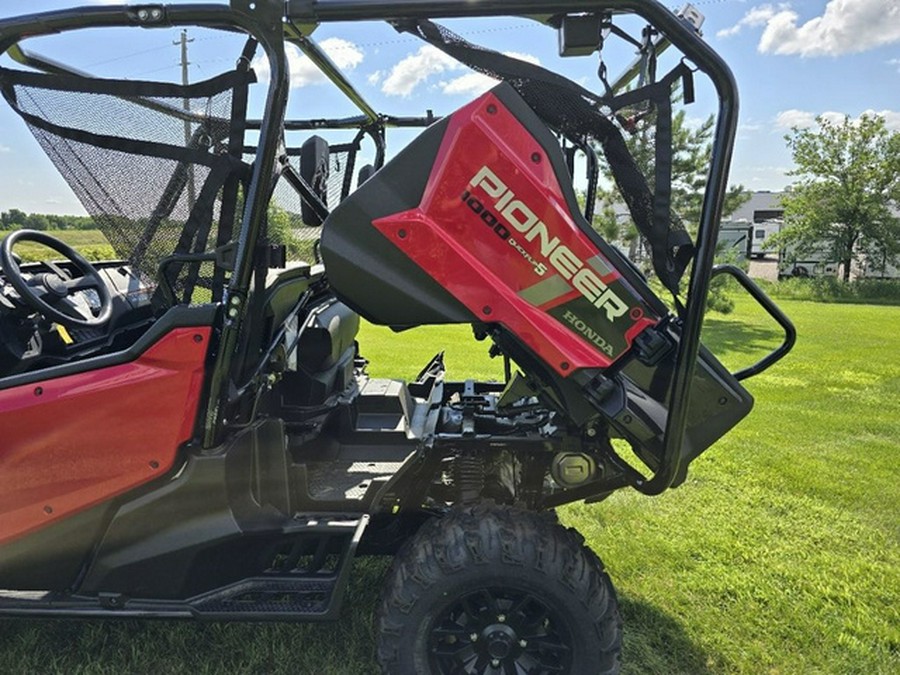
[711,264,797,381]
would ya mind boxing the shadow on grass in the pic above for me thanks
[701,314,784,361]
[0,561,724,674]
[619,595,725,675]
[0,558,391,675]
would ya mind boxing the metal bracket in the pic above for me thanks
[230,0,284,30]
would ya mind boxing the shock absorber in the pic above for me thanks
[453,451,485,504]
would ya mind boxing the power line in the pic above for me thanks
[84,41,173,69]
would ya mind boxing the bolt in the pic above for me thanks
[531,152,541,163]
[470,633,478,642]
[586,427,597,437]
[150,8,162,19]
[483,306,492,315]
[193,334,203,343]
[487,104,497,114]
[497,614,506,622]
[519,639,528,648]
[43,505,53,514]
[398,229,407,239]
[137,9,149,20]
[491,659,500,668]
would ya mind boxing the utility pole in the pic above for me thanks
[174,29,196,208]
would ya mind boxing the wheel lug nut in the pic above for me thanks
[491,659,500,667]
[519,639,528,647]
[497,614,506,622]
[470,633,478,642]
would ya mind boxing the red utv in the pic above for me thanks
[0,1,794,672]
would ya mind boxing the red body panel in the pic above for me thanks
[373,91,659,376]
[0,327,210,545]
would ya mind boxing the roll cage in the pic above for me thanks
[0,0,794,497]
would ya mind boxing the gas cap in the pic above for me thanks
[550,452,597,488]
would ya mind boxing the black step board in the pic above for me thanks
[0,516,369,622]
[190,576,336,617]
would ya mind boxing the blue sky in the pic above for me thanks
[0,0,898,215]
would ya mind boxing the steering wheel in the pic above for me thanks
[0,230,113,328]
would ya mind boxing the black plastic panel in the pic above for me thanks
[320,118,473,327]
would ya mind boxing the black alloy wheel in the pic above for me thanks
[428,585,573,674]
[376,504,621,675]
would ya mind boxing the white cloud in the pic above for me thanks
[722,0,900,57]
[440,52,540,97]
[860,109,900,131]
[440,73,493,97]
[382,46,460,97]
[775,109,817,130]
[716,4,784,39]
[775,109,900,131]
[367,70,383,86]
[382,48,541,98]
[253,38,364,89]
[819,111,850,126]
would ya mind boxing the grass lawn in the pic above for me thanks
[1,297,897,674]
[0,229,109,249]
[0,229,112,262]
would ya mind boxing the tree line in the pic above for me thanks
[772,115,900,282]
[592,107,899,284]
[0,209,95,231]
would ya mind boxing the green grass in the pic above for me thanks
[1,298,898,674]
[568,305,899,674]
[0,229,109,249]
[0,229,113,263]
[755,276,900,306]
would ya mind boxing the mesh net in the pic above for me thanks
[270,172,322,264]
[0,68,252,304]
[268,133,376,264]
[325,145,356,208]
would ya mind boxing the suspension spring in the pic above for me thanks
[453,452,485,504]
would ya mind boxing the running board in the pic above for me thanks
[0,515,368,622]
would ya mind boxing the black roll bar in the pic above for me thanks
[283,22,379,123]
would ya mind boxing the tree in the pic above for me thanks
[1,208,27,228]
[594,111,749,242]
[592,108,750,311]
[772,114,900,282]
[24,213,50,231]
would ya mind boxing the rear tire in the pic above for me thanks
[376,504,622,674]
